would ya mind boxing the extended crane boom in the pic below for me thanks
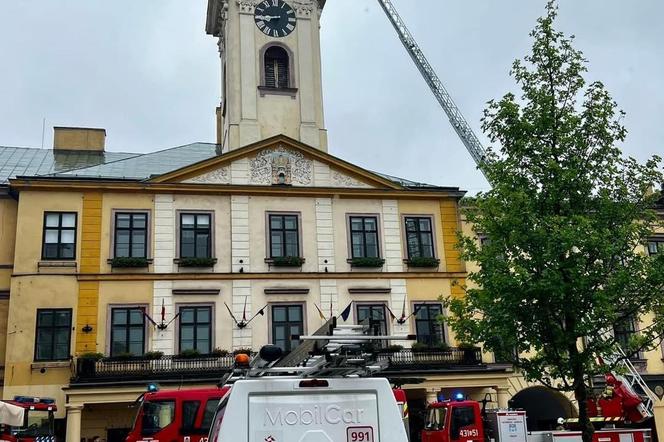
[377,0,658,418]
[376,0,489,181]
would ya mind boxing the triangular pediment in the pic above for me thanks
[149,135,402,190]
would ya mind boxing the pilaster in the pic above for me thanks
[320,279,338,323]
[315,198,334,272]
[382,200,403,272]
[232,280,252,348]
[75,192,102,354]
[152,194,176,354]
[231,195,250,272]
[390,279,409,337]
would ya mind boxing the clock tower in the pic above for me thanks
[206,0,328,152]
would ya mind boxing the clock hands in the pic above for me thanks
[256,15,282,22]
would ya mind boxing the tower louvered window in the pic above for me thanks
[264,46,290,89]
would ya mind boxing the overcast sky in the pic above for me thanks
[0,1,661,193]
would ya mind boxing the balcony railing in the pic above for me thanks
[376,347,484,371]
[72,347,484,383]
[73,354,236,383]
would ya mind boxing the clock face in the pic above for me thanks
[254,0,296,38]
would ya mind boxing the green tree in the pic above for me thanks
[446,3,664,441]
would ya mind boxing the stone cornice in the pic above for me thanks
[8,179,465,199]
[206,0,229,36]
[71,271,468,281]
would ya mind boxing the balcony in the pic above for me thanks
[72,354,236,384]
[376,347,486,373]
[72,347,487,384]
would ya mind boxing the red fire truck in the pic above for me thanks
[421,392,652,442]
[0,396,57,442]
[125,387,229,442]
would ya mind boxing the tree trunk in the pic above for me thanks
[574,381,594,442]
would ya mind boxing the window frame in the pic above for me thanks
[613,315,642,360]
[177,211,215,259]
[266,211,302,259]
[347,214,382,259]
[354,302,389,336]
[111,210,151,259]
[41,212,78,260]
[34,308,72,362]
[412,303,445,346]
[269,302,306,354]
[107,304,148,357]
[402,215,437,260]
[176,303,214,354]
[647,238,664,256]
[259,43,297,91]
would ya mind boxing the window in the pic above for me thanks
[34,309,72,361]
[614,316,639,359]
[201,398,222,430]
[264,46,290,89]
[271,304,303,353]
[648,239,663,256]
[180,213,212,258]
[405,217,435,258]
[349,216,380,258]
[414,303,444,346]
[42,212,77,260]
[356,304,388,336]
[114,212,148,258]
[269,214,300,258]
[425,407,446,431]
[450,406,476,440]
[141,400,175,436]
[182,401,200,431]
[110,307,145,356]
[179,306,212,354]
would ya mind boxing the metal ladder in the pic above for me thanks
[601,342,657,419]
[221,318,411,384]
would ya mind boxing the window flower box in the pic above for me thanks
[266,256,305,267]
[176,257,217,268]
[406,257,441,268]
[109,257,150,268]
[348,257,385,268]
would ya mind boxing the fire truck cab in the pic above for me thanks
[421,398,485,442]
[0,396,57,442]
[125,387,229,442]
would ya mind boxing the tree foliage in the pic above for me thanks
[446,2,664,440]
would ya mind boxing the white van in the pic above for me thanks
[208,377,409,442]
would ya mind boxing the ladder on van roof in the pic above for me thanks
[220,317,413,384]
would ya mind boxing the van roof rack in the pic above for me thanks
[219,317,413,385]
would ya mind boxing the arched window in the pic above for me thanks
[264,46,290,89]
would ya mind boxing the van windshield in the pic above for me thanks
[141,400,175,436]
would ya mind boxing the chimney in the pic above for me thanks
[53,127,106,152]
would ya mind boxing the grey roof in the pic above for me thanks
[373,171,447,189]
[6,142,458,192]
[50,143,221,180]
[0,146,138,184]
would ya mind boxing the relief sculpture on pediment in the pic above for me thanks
[184,166,231,184]
[250,146,313,186]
